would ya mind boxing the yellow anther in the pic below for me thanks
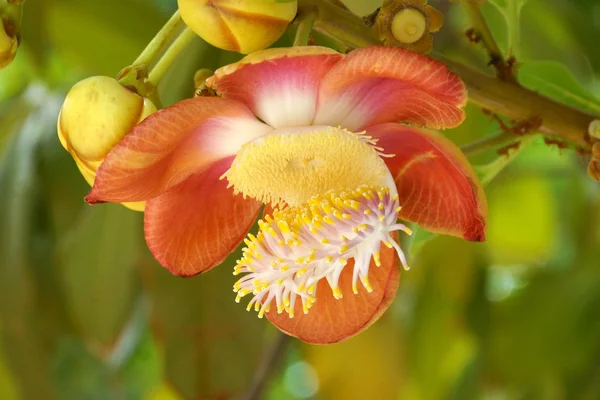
[323,215,334,225]
[325,256,333,263]
[320,238,329,245]
[384,241,393,248]
[362,277,373,292]
[297,267,308,277]
[339,244,349,254]
[352,283,359,294]
[374,251,381,266]
[333,287,343,299]
[364,209,372,215]
[378,202,385,210]
[308,284,316,294]
[277,220,290,234]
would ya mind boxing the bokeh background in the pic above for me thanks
[1,0,600,399]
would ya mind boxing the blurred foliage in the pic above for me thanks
[0,0,599,400]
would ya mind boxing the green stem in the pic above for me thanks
[1,0,24,31]
[240,332,292,400]
[148,27,196,86]
[132,10,185,67]
[293,12,315,46]
[461,0,514,81]
[434,54,596,147]
[460,131,525,156]
[506,0,521,56]
[300,0,379,49]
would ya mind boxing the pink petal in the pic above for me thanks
[314,46,467,131]
[86,97,272,204]
[207,47,343,129]
[144,157,261,277]
[267,239,400,344]
[369,123,487,241]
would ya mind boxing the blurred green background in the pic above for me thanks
[1,0,600,399]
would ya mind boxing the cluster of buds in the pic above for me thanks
[57,2,303,211]
[58,76,156,211]
[0,0,23,69]
[374,0,443,53]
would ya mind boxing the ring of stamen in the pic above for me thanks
[233,185,412,319]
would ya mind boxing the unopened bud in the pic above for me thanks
[58,76,156,211]
[177,0,298,54]
[0,16,18,69]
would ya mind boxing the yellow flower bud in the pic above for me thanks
[177,0,298,54]
[58,76,156,211]
[0,17,19,69]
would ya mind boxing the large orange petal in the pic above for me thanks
[267,241,400,344]
[314,46,467,131]
[207,47,343,129]
[86,97,272,204]
[144,157,261,277]
[368,123,487,241]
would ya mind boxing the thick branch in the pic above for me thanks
[436,55,596,147]
[299,0,598,149]
[239,332,292,400]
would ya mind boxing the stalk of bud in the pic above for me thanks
[0,15,19,69]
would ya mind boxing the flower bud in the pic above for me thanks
[58,76,156,211]
[0,16,19,69]
[177,0,298,54]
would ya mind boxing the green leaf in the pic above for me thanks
[58,203,143,355]
[518,60,600,115]
[140,246,269,400]
[488,0,529,54]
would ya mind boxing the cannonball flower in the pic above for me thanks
[86,46,487,343]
